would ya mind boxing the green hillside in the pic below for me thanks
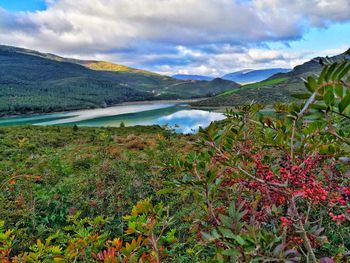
[0,45,240,115]
[0,49,152,115]
[193,52,348,107]
[219,77,288,96]
[84,61,164,77]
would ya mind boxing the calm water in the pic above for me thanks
[0,102,225,133]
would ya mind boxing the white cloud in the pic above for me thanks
[154,45,349,77]
[0,0,349,75]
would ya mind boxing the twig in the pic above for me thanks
[290,197,317,263]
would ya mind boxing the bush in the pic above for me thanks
[172,52,350,262]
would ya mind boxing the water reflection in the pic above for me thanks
[0,103,225,134]
[154,110,225,133]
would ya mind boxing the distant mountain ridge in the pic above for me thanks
[193,50,349,107]
[172,74,214,81]
[0,45,240,115]
[222,68,291,84]
[172,68,291,84]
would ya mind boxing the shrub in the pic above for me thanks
[173,52,350,261]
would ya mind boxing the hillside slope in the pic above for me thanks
[194,52,348,107]
[0,48,153,115]
[0,45,239,115]
[222,68,290,84]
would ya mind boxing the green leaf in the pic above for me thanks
[318,65,329,84]
[324,89,335,105]
[334,84,344,98]
[337,63,350,79]
[156,188,174,195]
[304,82,313,93]
[292,93,311,99]
[228,203,236,218]
[290,103,300,115]
[218,227,235,239]
[218,214,233,228]
[309,104,328,111]
[339,93,350,113]
[221,249,240,256]
[305,112,324,121]
[233,235,247,246]
[211,229,221,239]
[326,63,337,81]
[207,169,217,184]
[332,62,346,80]
[306,76,317,91]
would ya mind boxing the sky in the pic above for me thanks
[0,0,349,76]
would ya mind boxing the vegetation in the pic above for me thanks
[219,77,289,96]
[0,125,196,261]
[222,68,290,84]
[0,45,239,116]
[85,61,163,77]
[0,53,350,262]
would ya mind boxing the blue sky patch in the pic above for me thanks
[0,0,47,12]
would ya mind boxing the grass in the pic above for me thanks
[191,77,304,107]
[0,125,195,251]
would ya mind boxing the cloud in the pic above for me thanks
[151,45,348,76]
[0,0,349,75]
[259,0,350,27]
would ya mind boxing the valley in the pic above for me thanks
[0,45,239,116]
[1,45,348,119]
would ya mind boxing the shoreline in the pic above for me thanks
[118,98,204,106]
[0,98,207,119]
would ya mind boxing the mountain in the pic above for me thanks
[172,74,214,81]
[0,45,240,115]
[0,45,159,76]
[222,68,290,84]
[162,78,240,98]
[193,52,348,107]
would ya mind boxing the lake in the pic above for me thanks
[0,102,225,133]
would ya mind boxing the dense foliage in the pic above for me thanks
[1,55,350,262]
